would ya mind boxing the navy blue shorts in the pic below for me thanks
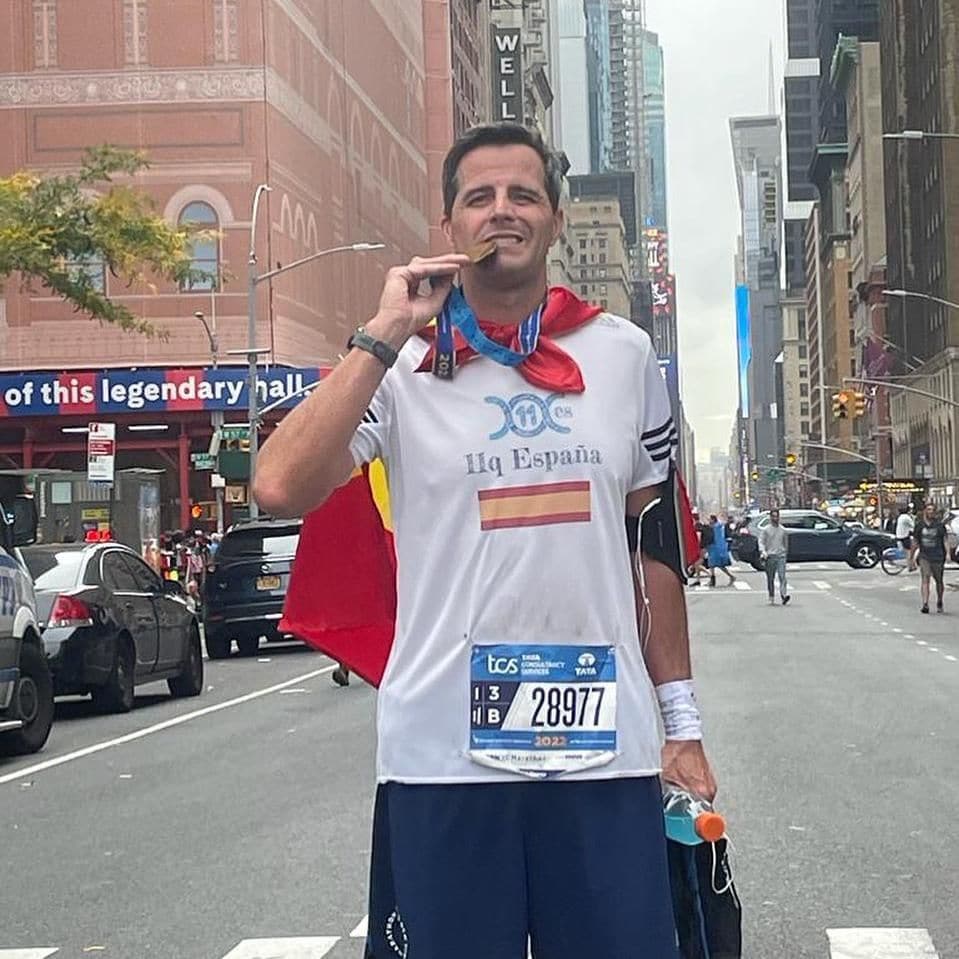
[364,776,679,959]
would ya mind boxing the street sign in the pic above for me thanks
[190,452,216,471]
[86,422,116,484]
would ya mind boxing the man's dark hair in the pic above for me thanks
[441,122,564,216]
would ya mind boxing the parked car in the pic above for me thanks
[18,542,204,713]
[202,519,302,659]
[733,510,895,569]
[0,495,54,756]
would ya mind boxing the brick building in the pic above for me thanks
[0,0,430,529]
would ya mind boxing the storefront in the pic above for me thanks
[0,366,324,531]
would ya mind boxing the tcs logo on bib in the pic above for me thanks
[486,655,519,675]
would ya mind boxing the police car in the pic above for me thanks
[0,493,54,756]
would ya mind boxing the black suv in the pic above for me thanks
[734,510,894,570]
[202,519,301,658]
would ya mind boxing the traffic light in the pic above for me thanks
[832,391,850,419]
[853,391,867,418]
[785,452,797,468]
[191,504,203,519]
[750,469,760,482]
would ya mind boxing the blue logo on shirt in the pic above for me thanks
[485,393,573,440]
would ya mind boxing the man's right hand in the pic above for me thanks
[365,253,472,349]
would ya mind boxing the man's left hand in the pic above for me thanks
[662,740,717,802]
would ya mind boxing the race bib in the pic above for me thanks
[469,644,617,778]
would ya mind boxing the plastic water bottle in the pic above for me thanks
[663,786,726,846]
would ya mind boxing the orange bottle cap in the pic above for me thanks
[695,811,726,843]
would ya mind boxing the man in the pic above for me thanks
[759,509,790,606]
[689,510,712,587]
[895,506,915,552]
[911,502,948,614]
[255,122,714,959]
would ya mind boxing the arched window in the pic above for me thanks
[178,201,219,291]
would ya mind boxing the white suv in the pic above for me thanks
[0,496,53,756]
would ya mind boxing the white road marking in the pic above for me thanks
[0,665,336,787]
[827,927,939,958]
[900,585,914,591]
[219,938,340,959]
[350,917,368,939]
[946,655,957,662]
[0,951,59,958]
[880,622,889,627]
[916,641,928,647]
[928,648,939,653]
[733,580,752,590]
[814,581,832,590]
[893,628,903,634]
[905,634,915,640]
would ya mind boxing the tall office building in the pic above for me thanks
[584,0,612,173]
[880,0,959,497]
[643,30,667,232]
[730,115,784,480]
[555,0,590,174]
[450,0,491,137]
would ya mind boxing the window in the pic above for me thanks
[579,254,586,265]
[178,201,219,291]
[33,0,57,68]
[122,554,160,593]
[799,383,808,398]
[580,285,588,296]
[213,0,239,62]
[800,403,809,417]
[67,256,106,293]
[598,238,607,249]
[798,344,807,358]
[599,253,606,264]
[579,239,586,250]
[124,0,148,65]
[102,551,139,592]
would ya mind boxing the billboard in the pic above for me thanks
[735,284,751,417]
[87,422,116,484]
[0,367,323,418]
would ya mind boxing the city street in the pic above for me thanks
[1,563,958,959]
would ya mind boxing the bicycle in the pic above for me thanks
[880,545,912,576]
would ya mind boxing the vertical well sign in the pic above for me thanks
[492,26,524,122]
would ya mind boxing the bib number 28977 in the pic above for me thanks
[468,644,617,778]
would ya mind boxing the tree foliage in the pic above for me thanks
[0,146,215,336]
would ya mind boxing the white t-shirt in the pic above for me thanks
[349,312,675,783]
[895,514,914,540]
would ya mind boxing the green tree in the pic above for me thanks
[0,146,214,336]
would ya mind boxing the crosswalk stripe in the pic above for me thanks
[827,927,939,958]
[733,580,752,590]
[814,581,832,590]
[219,938,340,958]
[0,951,59,958]
[350,916,368,939]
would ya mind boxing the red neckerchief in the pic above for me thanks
[415,286,602,394]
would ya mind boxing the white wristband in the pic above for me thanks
[655,679,703,741]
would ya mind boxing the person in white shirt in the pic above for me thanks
[895,507,915,550]
[254,123,715,959]
[759,509,790,606]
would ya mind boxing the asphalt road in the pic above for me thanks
[1,561,957,959]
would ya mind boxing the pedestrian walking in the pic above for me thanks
[254,122,714,959]
[759,509,790,606]
[911,502,948,614]
[331,662,351,687]
[895,506,915,551]
[707,514,736,587]
[689,511,712,587]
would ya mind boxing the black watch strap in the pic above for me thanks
[347,327,398,368]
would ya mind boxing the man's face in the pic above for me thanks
[924,505,936,522]
[442,144,564,290]
[770,511,780,525]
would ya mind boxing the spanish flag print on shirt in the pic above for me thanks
[477,480,591,531]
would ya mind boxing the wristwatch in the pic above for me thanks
[347,327,398,368]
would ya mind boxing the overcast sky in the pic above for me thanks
[645,0,785,459]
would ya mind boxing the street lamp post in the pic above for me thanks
[242,182,384,519]
[194,310,224,533]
